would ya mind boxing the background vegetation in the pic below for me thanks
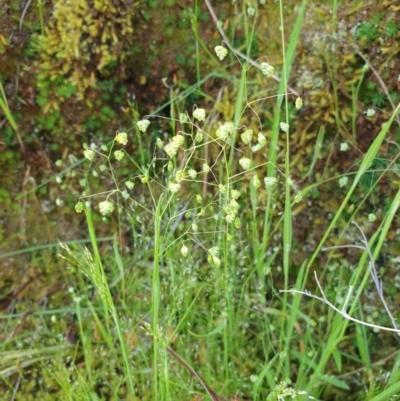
[1,0,400,400]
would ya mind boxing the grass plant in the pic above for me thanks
[1,1,400,401]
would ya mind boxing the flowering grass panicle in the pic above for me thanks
[215,45,228,61]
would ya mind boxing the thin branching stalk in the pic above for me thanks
[203,0,299,96]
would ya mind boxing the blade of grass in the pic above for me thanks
[368,381,400,401]
[276,0,308,379]
[84,206,136,397]
[152,193,163,399]
[258,0,308,275]
[306,184,400,391]
[0,81,27,163]
[306,102,400,274]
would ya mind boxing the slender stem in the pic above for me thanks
[166,346,221,401]
[132,105,146,165]
[203,0,299,96]
[223,230,229,379]
[278,0,292,379]
[37,0,44,36]
[193,0,201,85]
[152,193,163,399]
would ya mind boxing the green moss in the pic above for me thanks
[10,1,19,11]
[55,82,77,98]
[354,12,384,44]
[37,0,135,108]
[86,117,101,130]
[3,127,14,145]
[385,20,400,38]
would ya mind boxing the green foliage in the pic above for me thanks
[99,105,115,121]
[23,36,40,57]
[10,1,19,11]
[37,110,64,131]
[363,81,387,107]
[3,126,14,145]
[389,91,399,104]
[370,91,386,107]
[354,12,384,44]
[385,20,400,38]
[55,82,77,98]
[85,117,101,130]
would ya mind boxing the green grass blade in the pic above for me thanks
[368,381,400,401]
[307,102,400,273]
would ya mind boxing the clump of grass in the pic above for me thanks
[73,97,302,399]
[61,4,310,394]
[66,4,400,399]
